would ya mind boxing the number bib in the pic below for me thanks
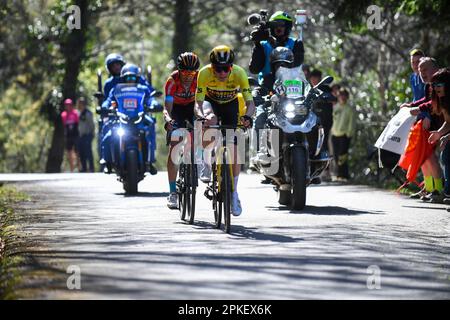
[284,80,303,98]
[123,98,137,110]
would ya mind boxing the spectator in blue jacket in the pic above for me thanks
[409,49,426,102]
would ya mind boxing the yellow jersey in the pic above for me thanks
[196,64,253,104]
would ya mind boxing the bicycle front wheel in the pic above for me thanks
[186,164,196,224]
[222,162,232,234]
[212,164,221,229]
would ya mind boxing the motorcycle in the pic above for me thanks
[252,65,333,210]
[106,84,162,195]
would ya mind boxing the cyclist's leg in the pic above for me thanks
[201,100,218,169]
[167,104,192,193]
[216,98,243,215]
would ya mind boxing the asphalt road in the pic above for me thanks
[2,172,449,299]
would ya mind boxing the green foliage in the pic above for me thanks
[0,185,29,299]
[0,0,449,183]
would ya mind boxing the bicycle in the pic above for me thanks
[203,122,246,234]
[176,120,198,224]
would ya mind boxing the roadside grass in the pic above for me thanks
[0,184,29,299]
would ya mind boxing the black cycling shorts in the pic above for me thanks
[206,96,239,126]
[166,102,195,146]
[171,101,195,129]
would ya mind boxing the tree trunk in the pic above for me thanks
[172,0,192,61]
[45,0,90,173]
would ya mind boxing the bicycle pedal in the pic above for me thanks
[204,189,213,201]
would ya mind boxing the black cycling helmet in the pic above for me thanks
[177,52,200,71]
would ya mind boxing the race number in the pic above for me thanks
[123,98,137,109]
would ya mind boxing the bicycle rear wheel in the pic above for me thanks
[222,161,232,234]
[179,163,188,221]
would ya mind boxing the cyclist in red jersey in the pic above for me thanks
[164,52,200,209]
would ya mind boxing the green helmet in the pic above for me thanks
[269,11,293,39]
[269,11,293,23]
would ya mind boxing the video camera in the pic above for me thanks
[247,9,269,28]
[247,10,272,43]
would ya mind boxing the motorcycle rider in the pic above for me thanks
[97,53,126,170]
[102,63,157,173]
[101,54,158,174]
[258,47,333,184]
[164,52,200,209]
[248,11,305,165]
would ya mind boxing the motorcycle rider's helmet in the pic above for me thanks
[105,53,126,75]
[120,63,140,83]
[270,47,294,73]
[177,52,200,71]
[269,11,293,39]
[209,45,235,66]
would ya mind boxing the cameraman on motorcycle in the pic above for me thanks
[248,11,305,170]
[249,11,305,90]
[102,63,158,174]
[100,55,158,174]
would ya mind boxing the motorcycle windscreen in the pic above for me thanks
[113,83,145,118]
[274,66,311,99]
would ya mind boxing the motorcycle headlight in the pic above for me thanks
[286,112,296,119]
[117,127,126,137]
[284,103,295,112]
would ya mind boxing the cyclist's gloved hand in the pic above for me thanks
[164,119,175,131]
[241,115,253,129]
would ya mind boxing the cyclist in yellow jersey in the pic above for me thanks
[194,45,255,216]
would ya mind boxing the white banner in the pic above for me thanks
[374,108,415,155]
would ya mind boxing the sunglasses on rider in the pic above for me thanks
[213,64,232,74]
[180,70,197,76]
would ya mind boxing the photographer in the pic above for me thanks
[249,11,305,91]
[248,11,305,171]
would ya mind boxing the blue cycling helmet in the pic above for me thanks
[105,53,126,74]
[120,63,140,82]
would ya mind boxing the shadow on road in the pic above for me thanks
[266,205,385,215]
[188,220,302,243]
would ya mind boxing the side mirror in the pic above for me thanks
[248,77,259,87]
[150,90,163,98]
[314,76,333,90]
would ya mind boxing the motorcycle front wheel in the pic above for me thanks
[290,147,307,210]
[124,149,139,195]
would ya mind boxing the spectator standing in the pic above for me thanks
[409,49,426,102]
[331,89,356,181]
[77,97,95,172]
[61,98,80,172]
